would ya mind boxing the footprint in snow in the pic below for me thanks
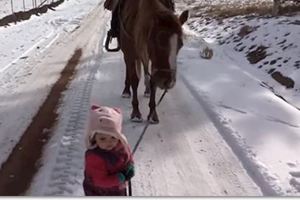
[287,162,297,168]
[289,178,300,192]
[219,104,247,114]
[290,171,300,178]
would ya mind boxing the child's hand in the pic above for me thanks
[117,173,126,183]
[122,163,135,180]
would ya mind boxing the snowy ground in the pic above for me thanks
[0,0,300,196]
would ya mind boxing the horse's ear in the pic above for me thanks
[179,10,189,25]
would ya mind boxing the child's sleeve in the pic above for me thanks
[85,153,125,188]
[121,146,135,180]
[128,146,134,165]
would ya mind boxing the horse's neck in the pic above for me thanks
[138,0,168,16]
[121,0,137,15]
[123,0,172,64]
[135,0,170,29]
[132,0,160,66]
[122,0,171,26]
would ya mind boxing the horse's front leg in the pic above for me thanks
[143,63,150,97]
[121,62,131,98]
[148,78,159,124]
[130,62,142,122]
[144,73,150,98]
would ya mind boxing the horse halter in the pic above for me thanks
[152,68,176,76]
[151,68,177,89]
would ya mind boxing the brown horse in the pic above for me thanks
[119,0,188,123]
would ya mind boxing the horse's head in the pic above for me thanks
[148,10,189,90]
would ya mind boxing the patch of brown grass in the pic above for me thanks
[195,1,300,18]
[279,4,300,15]
[271,71,295,89]
[247,45,268,64]
[205,2,273,18]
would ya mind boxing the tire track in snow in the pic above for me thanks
[180,66,282,196]
[42,57,101,196]
[29,4,109,195]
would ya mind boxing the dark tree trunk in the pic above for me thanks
[273,0,281,15]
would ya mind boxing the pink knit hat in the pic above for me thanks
[86,104,128,149]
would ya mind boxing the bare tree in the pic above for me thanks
[273,0,281,15]
[10,0,14,13]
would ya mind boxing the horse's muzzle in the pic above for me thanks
[152,71,176,89]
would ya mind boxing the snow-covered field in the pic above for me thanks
[0,0,300,196]
[0,0,60,18]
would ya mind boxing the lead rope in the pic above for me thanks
[128,89,168,196]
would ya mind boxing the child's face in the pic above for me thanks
[94,133,119,150]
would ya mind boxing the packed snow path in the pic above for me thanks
[90,49,262,196]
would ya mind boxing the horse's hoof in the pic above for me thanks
[121,92,131,98]
[144,91,150,98]
[131,111,143,122]
[131,116,143,123]
[148,118,159,124]
[148,113,159,124]
[122,88,131,98]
